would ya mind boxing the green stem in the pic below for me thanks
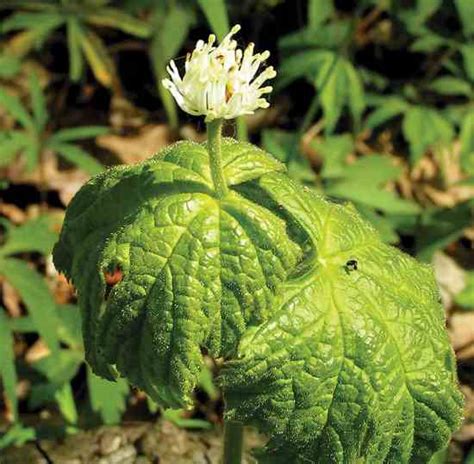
[223,420,244,464]
[207,119,228,198]
[236,116,248,141]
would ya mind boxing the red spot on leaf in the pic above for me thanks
[104,267,123,286]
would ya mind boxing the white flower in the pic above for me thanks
[162,25,276,121]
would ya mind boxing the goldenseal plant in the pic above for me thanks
[54,26,463,463]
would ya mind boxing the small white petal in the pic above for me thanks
[162,25,275,120]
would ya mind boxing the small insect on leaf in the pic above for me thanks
[344,258,358,273]
[104,266,123,286]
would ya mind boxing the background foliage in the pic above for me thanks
[0,0,473,462]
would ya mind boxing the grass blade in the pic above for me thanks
[0,311,18,422]
[0,257,60,354]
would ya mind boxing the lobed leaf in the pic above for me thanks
[221,176,464,463]
[87,367,129,425]
[53,139,305,408]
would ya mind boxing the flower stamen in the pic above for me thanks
[162,25,276,121]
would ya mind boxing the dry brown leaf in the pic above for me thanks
[25,339,50,364]
[461,386,474,421]
[403,145,474,207]
[97,124,173,164]
[0,203,27,224]
[454,422,474,443]
[1,150,90,206]
[433,252,467,309]
[449,312,474,352]
[180,124,206,143]
[109,95,147,130]
[1,280,22,318]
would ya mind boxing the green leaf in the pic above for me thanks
[0,424,36,449]
[466,448,474,464]
[162,408,212,429]
[87,367,129,425]
[78,28,116,88]
[279,20,351,53]
[56,304,83,349]
[455,271,474,309]
[0,88,35,130]
[356,205,400,244]
[197,0,229,40]
[429,448,448,464]
[66,18,84,82]
[85,7,151,38]
[416,200,474,260]
[49,142,104,175]
[50,126,109,143]
[410,34,447,53]
[0,258,60,353]
[23,137,41,172]
[0,54,22,78]
[53,139,303,408]
[428,76,472,96]
[29,72,47,130]
[416,0,442,22]
[454,0,474,37]
[150,4,194,66]
[198,363,219,400]
[149,2,193,129]
[0,215,59,257]
[343,60,365,125]
[0,310,18,421]
[365,96,409,129]
[1,11,61,33]
[313,133,354,179]
[402,107,454,163]
[317,54,346,133]
[262,129,316,184]
[461,44,474,81]
[308,0,334,29]
[222,179,463,463]
[324,156,421,215]
[32,350,82,385]
[54,383,78,424]
[4,21,62,58]
[0,131,29,167]
[276,50,328,91]
[460,111,474,175]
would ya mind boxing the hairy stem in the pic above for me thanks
[223,420,244,464]
[207,118,229,198]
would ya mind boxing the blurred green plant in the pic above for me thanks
[0,0,150,88]
[0,215,131,447]
[0,73,107,174]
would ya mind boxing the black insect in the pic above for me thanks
[344,259,358,273]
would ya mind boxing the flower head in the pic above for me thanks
[162,25,276,122]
